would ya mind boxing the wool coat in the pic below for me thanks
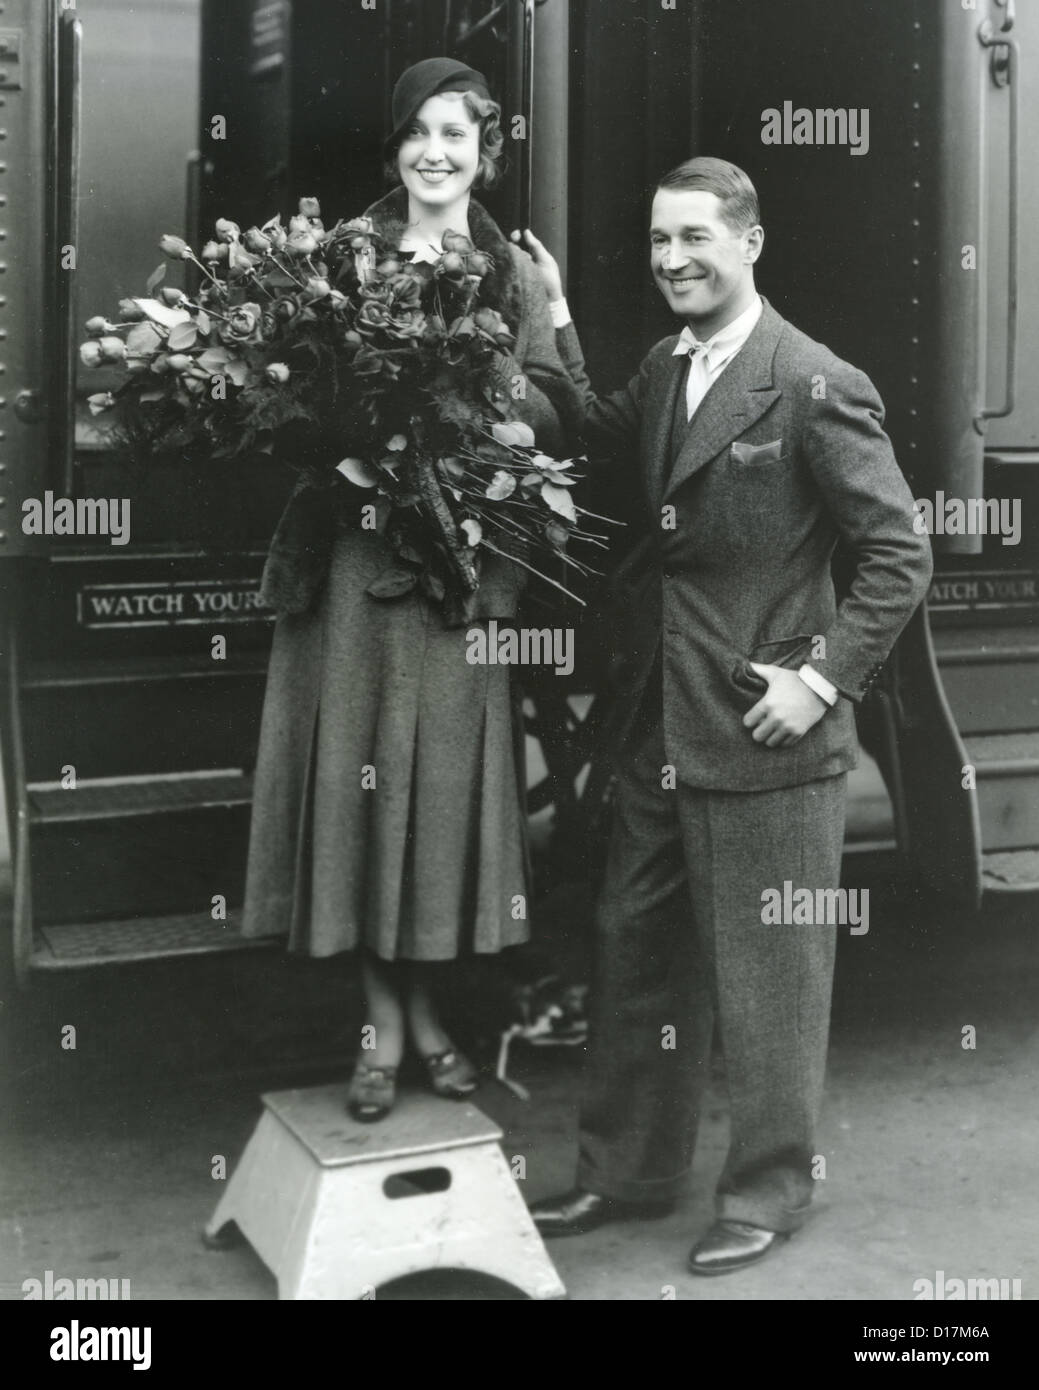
[242,189,583,959]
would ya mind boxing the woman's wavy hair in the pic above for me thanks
[385,89,505,191]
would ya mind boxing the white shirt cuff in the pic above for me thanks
[549,298,572,329]
[797,664,839,707]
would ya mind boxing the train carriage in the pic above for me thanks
[1,0,1036,982]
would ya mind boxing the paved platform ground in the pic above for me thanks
[1,860,1036,1302]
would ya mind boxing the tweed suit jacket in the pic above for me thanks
[560,297,933,792]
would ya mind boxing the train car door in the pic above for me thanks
[926,0,1039,898]
[0,0,293,982]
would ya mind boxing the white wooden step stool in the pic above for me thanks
[204,1084,566,1300]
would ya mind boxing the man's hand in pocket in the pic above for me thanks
[743,662,829,747]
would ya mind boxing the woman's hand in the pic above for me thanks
[510,228,564,303]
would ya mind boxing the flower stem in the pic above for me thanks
[479,538,586,606]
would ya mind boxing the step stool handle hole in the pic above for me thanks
[383,1166,452,1199]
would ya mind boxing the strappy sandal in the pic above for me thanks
[346,1062,398,1122]
[422,1048,479,1099]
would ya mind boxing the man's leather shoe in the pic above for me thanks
[687,1220,788,1275]
[529,1188,672,1238]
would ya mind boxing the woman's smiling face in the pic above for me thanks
[397,93,481,210]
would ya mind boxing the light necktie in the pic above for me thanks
[685,343,712,420]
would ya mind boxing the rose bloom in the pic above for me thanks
[355,301,393,336]
[286,229,319,257]
[98,335,127,363]
[159,233,190,259]
[298,197,321,219]
[244,227,272,253]
[274,296,302,323]
[261,216,289,251]
[359,281,393,306]
[301,277,331,304]
[383,309,426,342]
[340,216,375,251]
[223,303,265,345]
[388,273,424,310]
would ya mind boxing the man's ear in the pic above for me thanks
[744,225,765,263]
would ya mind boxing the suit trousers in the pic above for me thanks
[576,717,846,1232]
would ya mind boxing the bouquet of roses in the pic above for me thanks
[81,197,616,608]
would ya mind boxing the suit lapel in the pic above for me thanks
[663,301,785,501]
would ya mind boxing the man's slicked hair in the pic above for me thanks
[656,157,761,233]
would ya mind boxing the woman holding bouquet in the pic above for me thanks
[243,58,582,1120]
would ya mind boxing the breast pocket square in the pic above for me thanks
[730,439,784,464]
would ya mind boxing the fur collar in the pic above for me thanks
[363,185,523,330]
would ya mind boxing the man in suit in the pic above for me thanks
[519,157,933,1274]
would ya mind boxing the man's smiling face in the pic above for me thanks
[650,188,762,338]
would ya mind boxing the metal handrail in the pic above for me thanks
[56,9,82,495]
[975,20,1019,429]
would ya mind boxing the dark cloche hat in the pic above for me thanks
[387,56,491,150]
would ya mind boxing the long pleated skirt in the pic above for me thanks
[242,527,532,961]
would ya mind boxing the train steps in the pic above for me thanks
[932,623,1039,894]
[5,644,276,977]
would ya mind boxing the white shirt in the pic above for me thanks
[672,294,763,419]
